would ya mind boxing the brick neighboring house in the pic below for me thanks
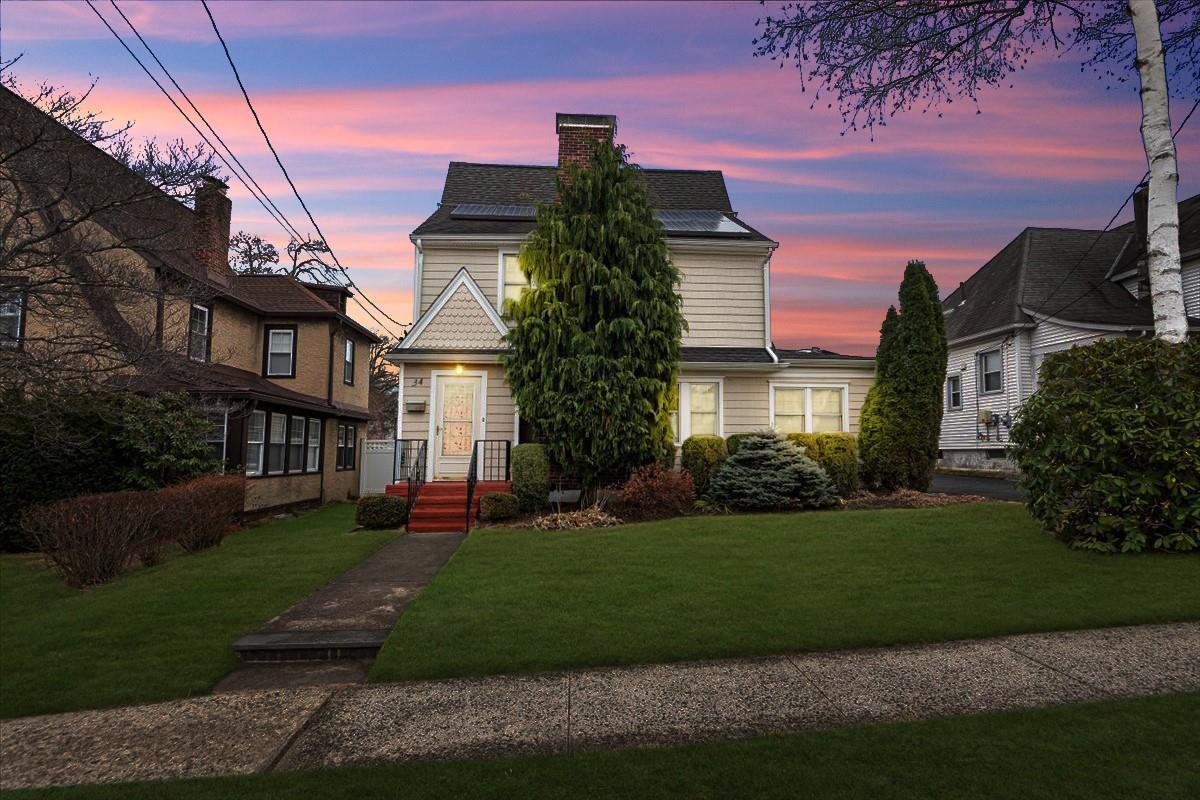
[0,85,378,513]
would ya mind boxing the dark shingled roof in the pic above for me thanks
[775,347,873,361]
[941,207,1200,343]
[413,162,771,241]
[681,347,776,363]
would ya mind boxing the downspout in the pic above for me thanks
[762,250,775,359]
[412,237,424,324]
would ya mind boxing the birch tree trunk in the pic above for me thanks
[1129,0,1188,342]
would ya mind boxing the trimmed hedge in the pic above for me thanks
[1010,338,1199,553]
[708,432,839,512]
[479,493,521,522]
[681,435,727,496]
[786,433,860,497]
[157,476,245,552]
[724,433,756,456]
[356,495,407,529]
[512,443,550,512]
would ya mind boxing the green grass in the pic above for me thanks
[0,504,394,719]
[372,503,1200,682]
[9,693,1199,799]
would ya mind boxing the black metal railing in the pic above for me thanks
[394,439,427,527]
[465,439,512,532]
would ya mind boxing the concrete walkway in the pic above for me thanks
[217,532,465,691]
[2,621,1197,790]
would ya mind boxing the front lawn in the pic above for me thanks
[372,503,1200,682]
[0,504,394,719]
[8,692,1199,799]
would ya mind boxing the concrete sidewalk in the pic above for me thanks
[2,622,1197,790]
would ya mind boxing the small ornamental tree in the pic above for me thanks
[503,140,684,489]
[707,433,839,512]
[860,261,947,491]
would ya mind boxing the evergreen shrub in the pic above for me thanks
[786,433,860,497]
[479,493,521,522]
[512,444,550,512]
[356,495,407,529]
[1010,338,1199,553]
[680,435,727,496]
[707,433,839,512]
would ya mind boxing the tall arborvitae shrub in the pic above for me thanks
[503,140,684,489]
[860,261,947,490]
[707,433,839,512]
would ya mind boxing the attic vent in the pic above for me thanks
[450,203,537,220]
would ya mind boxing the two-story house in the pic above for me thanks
[0,85,378,513]
[388,113,875,488]
[938,187,1200,474]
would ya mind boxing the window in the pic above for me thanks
[500,252,533,309]
[343,338,355,385]
[246,410,266,476]
[264,326,296,377]
[288,415,305,472]
[770,385,847,433]
[306,418,321,472]
[671,380,722,442]
[978,349,1003,393]
[188,304,211,362]
[1,287,26,350]
[267,413,286,474]
[205,410,227,464]
[946,375,963,410]
[337,424,357,471]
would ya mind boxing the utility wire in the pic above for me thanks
[1031,97,1200,322]
[108,0,307,246]
[200,0,409,336]
[83,0,300,247]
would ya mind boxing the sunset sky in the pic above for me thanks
[4,0,1198,354]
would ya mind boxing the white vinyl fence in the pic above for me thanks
[360,439,396,495]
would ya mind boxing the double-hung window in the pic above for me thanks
[978,349,1003,393]
[267,413,286,474]
[336,424,347,470]
[246,410,266,476]
[946,375,963,410]
[336,424,357,471]
[0,286,25,350]
[264,326,296,377]
[288,415,305,472]
[205,410,227,464]
[343,338,355,385]
[306,418,322,472]
[770,385,847,433]
[500,252,533,310]
[670,380,722,442]
[188,304,211,362]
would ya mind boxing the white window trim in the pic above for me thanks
[946,373,963,411]
[246,409,266,476]
[767,382,851,434]
[426,369,489,481]
[401,267,508,349]
[267,329,295,376]
[343,337,355,384]
[266,412,287,475]
[305,418,321,473]
[977,348,1004,395]
[188,304,210,362]
[673,377,725,444]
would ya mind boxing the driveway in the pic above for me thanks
[932,473,1024,502]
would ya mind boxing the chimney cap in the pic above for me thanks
[556,113,617,134]
[199,174,229,194]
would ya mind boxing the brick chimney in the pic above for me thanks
[193,175,233,284]
[556,113,616,177]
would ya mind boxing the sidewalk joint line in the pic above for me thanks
[998,640,1111,698]
[782,652,852,725]
[262,686,342,774]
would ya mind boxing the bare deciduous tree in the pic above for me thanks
[227,230,279,274]
[754,0,1198,342]
[367,335,400,438]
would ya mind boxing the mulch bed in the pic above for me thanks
[843,489,995,510]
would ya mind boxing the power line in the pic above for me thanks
[82,0,299,247]
[1030,97,1200,322]
[107,0,307,245]
[200,0,409,337]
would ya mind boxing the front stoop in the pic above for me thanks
[232,630,388,662]
[388,480,513,533]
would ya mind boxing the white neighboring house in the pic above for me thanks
[938,189,1200,475]
[386,113,877,481]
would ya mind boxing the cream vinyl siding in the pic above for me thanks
[417,241,770,348]
[672,248,766,347]
[690,367,874,436]
[399,362,515,447]
[418,244,510,316]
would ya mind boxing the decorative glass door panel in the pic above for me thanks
[434,376,481,479]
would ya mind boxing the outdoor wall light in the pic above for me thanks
[455,364,464,375]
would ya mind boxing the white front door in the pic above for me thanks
[433,375,483,479]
